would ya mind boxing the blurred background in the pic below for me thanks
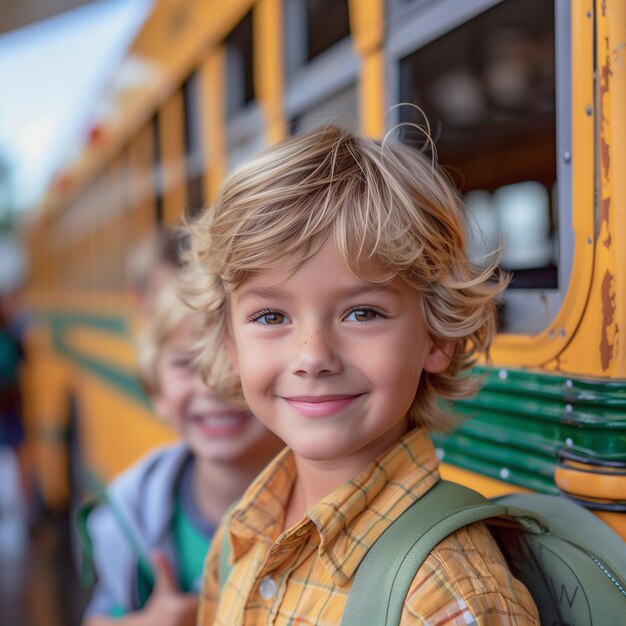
[1,3,151,624]
[1,1,624,625]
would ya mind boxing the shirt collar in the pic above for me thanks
[229,446,295,559]
[228,428,439,585]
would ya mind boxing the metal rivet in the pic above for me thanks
[585,105,593,116]
[500,468,510,480]
[565,404,573,414]
[498,369,508,381]
[586,11,592,18]
[565,379,573,389]
[436,448,445,461]
[560,328,567,337]
[587,237,593,244]
[563,151,572,163]
[565,437,574,447]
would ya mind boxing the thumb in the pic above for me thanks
[151,550,178,594]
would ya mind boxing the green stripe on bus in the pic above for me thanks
[42,311,130,335]
[40,310,150,408]
[435,368,626,494]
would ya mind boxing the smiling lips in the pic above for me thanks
[282,394,363,418]
[191,410,251,437]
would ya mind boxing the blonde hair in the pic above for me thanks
[136,278,193,395]
[183,126,507,430]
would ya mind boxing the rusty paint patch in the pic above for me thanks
[600,270,616,371]
[601,197,611,225]
[600,136,611,179]
[600,39,611,179]
[602,233,612,249]
[601,45,613,87]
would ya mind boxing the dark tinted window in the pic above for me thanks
[226,12,254,115]
[182,73,204,214]
[306,0,350,60]
[399,0,557,290]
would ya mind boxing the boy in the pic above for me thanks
[185,126,539,624]
[81,279,283,625]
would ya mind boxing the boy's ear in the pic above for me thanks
[423,338,456,374]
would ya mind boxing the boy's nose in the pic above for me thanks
[289,325,342,377]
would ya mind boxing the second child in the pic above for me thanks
[81,279,283,626]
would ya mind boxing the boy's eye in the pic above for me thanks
[250,310,289,325]
[344,307,380,322]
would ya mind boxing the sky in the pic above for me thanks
[0,0,153,215]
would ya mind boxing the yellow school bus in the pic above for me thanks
[22,0,625,539]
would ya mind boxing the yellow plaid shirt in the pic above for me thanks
[198,428,539,625]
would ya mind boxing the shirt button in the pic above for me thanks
[259,575,277,600]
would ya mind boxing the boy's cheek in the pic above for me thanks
[152,394,171,422]
[225,334,240,374]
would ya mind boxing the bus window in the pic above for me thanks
[157,92,187,227]
[226,12,254,114]
[182,72,205,216]
[464,189,499,267]
[150,115,164,226]
[306,0,349,60]
[284,0,358,132]
[390,0,567,334]
[225,11,264,170]
[290,85,358,135]
[128,124,157,246]
[284,0,350,74]
[308,0,350,62]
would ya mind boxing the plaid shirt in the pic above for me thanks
[198,428,539,625]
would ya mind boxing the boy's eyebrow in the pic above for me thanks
[235,283,404,304]
[235,286,287,304]
[342,284,404,300]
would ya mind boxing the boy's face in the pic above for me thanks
[153,322,275,464]
[228,239,452,474]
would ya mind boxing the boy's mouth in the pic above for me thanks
[190,410,251,436]
[282,394,364,418]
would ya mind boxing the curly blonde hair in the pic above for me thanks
[136,279,193,395]
[183,126,507,431]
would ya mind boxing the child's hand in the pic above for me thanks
[81,552,199,626]
[139,551,199,626]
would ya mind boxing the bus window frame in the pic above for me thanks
[384,0,594,366]
[182,71,205,215]
[226,101,265,171]
[283,0,359,126]
[225,10,265,171]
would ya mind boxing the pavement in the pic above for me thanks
[0,446,89,626]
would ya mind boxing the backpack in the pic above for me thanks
[219,480,626,625]
[340,480,626,626]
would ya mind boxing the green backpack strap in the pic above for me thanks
[342,483,626,626]
[75,491,156,591]
[76,497,99,586]
[103,490,156,590]
[340,480,506,626]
